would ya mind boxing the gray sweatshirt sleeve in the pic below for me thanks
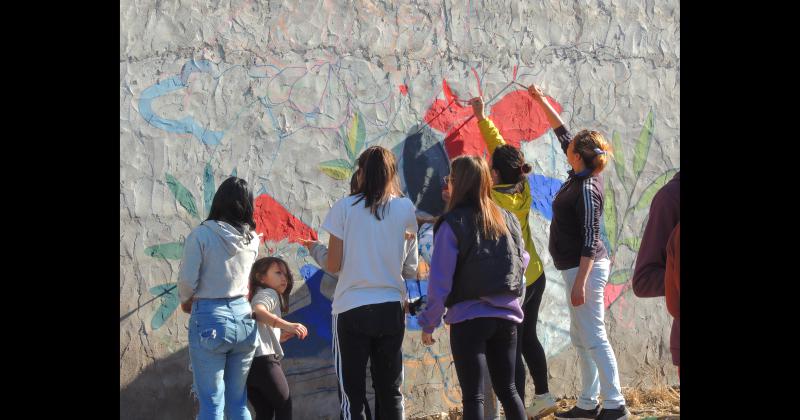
[178,231,203,303]
[310,242,339,281]
[310,242,329,271]
[309,242,332,274]
[402,236,419,280]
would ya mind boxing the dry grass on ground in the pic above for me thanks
[409,385,680,420]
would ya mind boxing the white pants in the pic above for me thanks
[561,259,625,410]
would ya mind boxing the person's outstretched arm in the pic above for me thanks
[470,97,506,155]
[252,289,308,340]
[528,84,572,154]
[528,84,565,130]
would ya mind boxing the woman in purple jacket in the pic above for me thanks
[416,155,529,420]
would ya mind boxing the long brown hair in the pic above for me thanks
[572,130,613,176]
[440,155,509,240]
[351,146,402,220]
[248,257,294,314]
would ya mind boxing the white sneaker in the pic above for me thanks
[526,393,558,419]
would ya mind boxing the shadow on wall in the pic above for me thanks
[120,346,193,420]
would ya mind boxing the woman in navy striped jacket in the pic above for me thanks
[527,83,630,420]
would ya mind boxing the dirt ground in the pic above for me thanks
[409,385,680,420]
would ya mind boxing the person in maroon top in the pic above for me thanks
[631,172,680,374]
[664,222,680,376]
[528,83,629,420]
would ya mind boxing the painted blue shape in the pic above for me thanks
[528,174,563,220]
[137,60,224,145]
[404,279,429,331]
[282,264,333,357]
[402,126,450,217]
[180,59,215,84]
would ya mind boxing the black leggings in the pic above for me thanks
[515,274,550,403]
[450,317,526,420]
[334,302,405,420]
[246,355,291,420]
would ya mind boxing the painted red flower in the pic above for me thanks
[254,194,318,244]
[423,79,563,158]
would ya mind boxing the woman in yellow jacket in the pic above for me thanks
[469,97,557,419]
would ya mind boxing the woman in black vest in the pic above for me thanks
[416,155,529,420]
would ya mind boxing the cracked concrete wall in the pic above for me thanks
[120,1,679,418]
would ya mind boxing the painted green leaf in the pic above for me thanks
[203,163,215,217]
[604,175,618,251]
[166,173,199,218]
[319,159,354,180]
[230,167,237,178]
[619,237,641,252]
[609,269,632,285]
[144,242,184,260]
[149,283,179,330]
[345,112,366,161]
[633,110,654,179]
[611,131,627,192]
[635,168,679,211]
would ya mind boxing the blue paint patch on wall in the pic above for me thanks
[282,264,333,357]
[137,59,224,145]
[402,127,450,217]
[528,174,562,220]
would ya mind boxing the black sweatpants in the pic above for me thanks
[246,355,291,420]
[333,301,405,420]
[515,274,550,404]
[450,317,526,420]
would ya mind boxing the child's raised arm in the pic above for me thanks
[300,238,329,270]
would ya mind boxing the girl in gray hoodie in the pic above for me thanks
[178,177,261,420]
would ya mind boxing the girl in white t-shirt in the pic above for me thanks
[322,146,418,420]
[246,257,308,420]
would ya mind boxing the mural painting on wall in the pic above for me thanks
[136,56,676,415]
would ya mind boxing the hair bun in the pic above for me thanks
[521,163,532,174]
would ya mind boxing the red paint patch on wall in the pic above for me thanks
[423,79,563,158]
[604,282,628,309]
[254,194,318,244]
[399,84,408,96]
[490,90,563,148]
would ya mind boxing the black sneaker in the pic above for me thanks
[553,405,600,419]
[596,405,631,420]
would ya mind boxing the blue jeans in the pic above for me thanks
[561,259,625,410]
[189,297,259,420]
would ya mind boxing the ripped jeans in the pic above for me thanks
[189,297,259,420]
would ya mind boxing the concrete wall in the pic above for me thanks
[120,0,679,418]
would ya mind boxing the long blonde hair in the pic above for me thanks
[441,155,508,240]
